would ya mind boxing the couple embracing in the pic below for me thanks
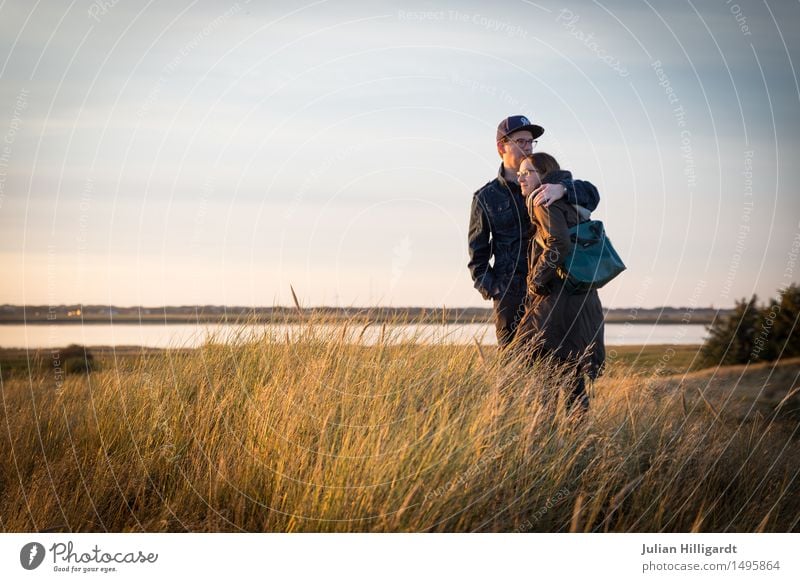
[467,115,605,412]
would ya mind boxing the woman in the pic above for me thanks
[514,153,605,412]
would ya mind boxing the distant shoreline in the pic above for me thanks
[1,318,709,325]
[0,305,728,326]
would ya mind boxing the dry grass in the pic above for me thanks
[1,314,798,532]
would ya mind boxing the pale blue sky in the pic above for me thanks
[1,0,798,309]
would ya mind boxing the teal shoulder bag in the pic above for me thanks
[556,219,626,294]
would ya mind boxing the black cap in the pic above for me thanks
[496,115,544,142]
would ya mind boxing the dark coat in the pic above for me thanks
[467,165,599,300]
[515,182,606,378]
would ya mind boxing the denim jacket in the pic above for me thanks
[467,164,599,300]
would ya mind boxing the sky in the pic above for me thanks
[1,0,799,309]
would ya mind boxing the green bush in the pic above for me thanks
[701,283,800,367]
[52,344,95,376]
[759,284,800,360]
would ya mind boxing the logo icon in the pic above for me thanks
[20,542,46,570]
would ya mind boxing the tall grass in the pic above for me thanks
[1,312,798,532]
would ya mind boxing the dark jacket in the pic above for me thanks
[515,172,605,378]
[467,164,599,300]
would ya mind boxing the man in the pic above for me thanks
[467,115,599,348]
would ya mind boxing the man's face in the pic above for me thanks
[497,130,535,173]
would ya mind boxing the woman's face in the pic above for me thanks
[517,158,542,196]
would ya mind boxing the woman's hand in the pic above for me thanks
[529,183,566,208]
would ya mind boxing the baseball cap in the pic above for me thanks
[496,115,544,141]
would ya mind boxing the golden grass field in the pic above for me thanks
[1,317,798,532]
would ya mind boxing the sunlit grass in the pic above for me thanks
[1,312,798,532]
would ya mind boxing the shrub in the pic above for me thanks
[55,344,95,375]
[700,283,799,366]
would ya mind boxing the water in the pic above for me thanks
[0,322,707,349]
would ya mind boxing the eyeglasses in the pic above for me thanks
[516,169,540,178]
[506,138,537,148]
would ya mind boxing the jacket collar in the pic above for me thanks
[496,163,520,195]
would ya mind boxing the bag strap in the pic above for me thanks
[533,204,592,249]
[573,204,592,222]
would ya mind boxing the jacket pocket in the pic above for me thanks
[489,198,515,230]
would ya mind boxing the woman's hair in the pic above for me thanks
[527,152,561,176]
